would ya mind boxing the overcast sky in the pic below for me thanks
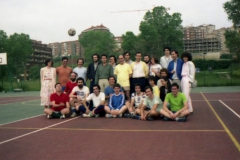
[0,0,232,44]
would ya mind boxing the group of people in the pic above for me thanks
[40,47,196,122]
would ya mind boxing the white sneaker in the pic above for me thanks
[105,114,113,118]
[60,115,65,119]
[71,112,77,118]
[47,115,52,119]
[83,113,91,118]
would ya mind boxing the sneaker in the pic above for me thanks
[83,113,91,118]
[117,113,123,118]
[105,114,113,118]
[146,117,154,121]
[123,113,130,118]
[60,115,65,119]
[95,114,99,118]
[132,115,141,120]
[163,117,171,121]
[177,117,187,122]
[70,112,77,118]
[47,115,52,119]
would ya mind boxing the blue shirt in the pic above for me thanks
[109,93,125,110]
[73,67,87,82]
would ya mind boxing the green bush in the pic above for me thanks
[220,54,232,59]
[193,59,231,71]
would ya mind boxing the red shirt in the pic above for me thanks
[50,92,69,111]
[64,81,77,95]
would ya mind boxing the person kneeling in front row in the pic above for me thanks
[44,83,70,119]
[161,83,190,122]
[104,83,127,118]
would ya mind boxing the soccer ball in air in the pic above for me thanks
[68,28,76,36]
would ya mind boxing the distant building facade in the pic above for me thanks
[183,24,232,54]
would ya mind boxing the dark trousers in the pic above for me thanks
[89,79,95,93]
[131,77,146,93]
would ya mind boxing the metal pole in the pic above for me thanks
[203,52,207,86]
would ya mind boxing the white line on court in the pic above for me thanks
[219,100,240,119]
[0,117,79,145]
[0,114,43,126]
[0,99,40,106]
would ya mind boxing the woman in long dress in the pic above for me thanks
[181,52,195,113]
[40,59,56,109]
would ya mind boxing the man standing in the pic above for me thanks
[81,84,105,117]
[69,77,90,117]
[73,58,87,85]
[161,83,190,122]
[56,57,72,91]
[64,72,78,95]
[131,52,148,93]
[140,86,162,121]
[95,54,113,92]
[109,55,117,72]
[160,47,172,69]
[87,54,100,93]
[104,83,127,118]
[167,50,183,91]
[44,83,70,119]
[123,52,133,65]
[114,55,132,101]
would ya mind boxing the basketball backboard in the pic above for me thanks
[0,53,7,65]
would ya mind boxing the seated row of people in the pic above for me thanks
[44,75,189,122]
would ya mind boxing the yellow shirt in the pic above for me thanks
[114,63,132,87]
[152,85,160,97]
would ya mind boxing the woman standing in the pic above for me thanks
[40,59,56,110]
[149,57,162,77]
[181,52,195,113]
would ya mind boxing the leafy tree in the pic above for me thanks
[223,0,240,61]
[223,0,240,29]
[224,30,240,60]
[121,6,184,57]
[140,6,184,57]
[29,65,42,79]
[79,30,116,63]
[5,33,33,76]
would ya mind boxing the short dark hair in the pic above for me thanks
[181,52,192,61]
[163,46,171,52]
[76,77,84,83]
[145,86,153,92]
[134,83,141,88]
[55,83,61,88]
[171,83,179,89]
[151,57,159,64]
[109,55,117,62]
[92,53,100,60]
[123,52,130,57]
[44,59,53,66]
[113,83,121,89]
[108,76,116,81]
[62,57,68,61]
[160,76,168,82]
[93,84,101,91]
[77,58,84,64]
[135,52,141,56]
[144,55,150,58]
[171,50,179,57]
[160,68,169,75]
[118,54,124,59]
[101,54,108,58]
[148,76,157,84]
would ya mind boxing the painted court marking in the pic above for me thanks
[219,100,240,119]
[0,114,43,126]
[0,99,40,106]
[201,92,240,152]
[0,117,79,145]
[0,127,225,132]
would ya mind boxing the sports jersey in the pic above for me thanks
[72,86,89,100]
[131,92,146,107]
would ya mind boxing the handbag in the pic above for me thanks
[191,79,197,88]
